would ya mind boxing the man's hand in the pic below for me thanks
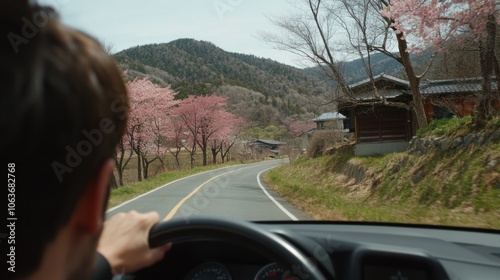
[97,211,172,274]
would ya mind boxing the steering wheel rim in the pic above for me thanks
[149,217,328,280]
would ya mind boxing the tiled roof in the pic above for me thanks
[349,73,409,90]
[355,89,410,100]
[297,128,317,137]
[348,74,497,97]
[255,139,287,145]
[312,112,346,122]
[420,77,498,95]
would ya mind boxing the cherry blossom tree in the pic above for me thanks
[163,116,186,170]
[125,77,178,181]
[286,118,316,137]
[210,113,245,164]
[383,0,499,124]
[219,119,245,163]
[171,96,200,168]
[172,95,243,167]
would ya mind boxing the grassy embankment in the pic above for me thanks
[265,116,500,229]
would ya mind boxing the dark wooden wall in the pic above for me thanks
[355,106,412,143]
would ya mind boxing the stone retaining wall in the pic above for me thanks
[408,129,500,155]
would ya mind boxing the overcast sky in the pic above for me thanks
[38,0,308,67]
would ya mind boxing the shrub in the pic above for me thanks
[306,130,345,158]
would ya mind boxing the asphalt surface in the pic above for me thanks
[106,159,309,221]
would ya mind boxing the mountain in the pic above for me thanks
[114,39,333,127]
[303,50,438,85]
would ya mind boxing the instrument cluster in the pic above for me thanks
[184,261,296,280]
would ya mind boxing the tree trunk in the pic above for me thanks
[117,167,124,187]
[136,148,142,182]
[200,136,208,166]
[188,141,196,169]
[202,148,207,166]
[109,171,118,189]
[114,142,133,187]
[168,147,182,170]
[174,153,181,170]
[142,157,148,180]
[474,14,497,126]
[211,147,218,165]
[141,155,159,180]
[113,152,123,187]
[394,30,428,129]
[221,140,235,163]
[493,54,500,97]
[158,157,165,172]
[143,164,148,179]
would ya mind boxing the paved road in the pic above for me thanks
[106,159,309,221]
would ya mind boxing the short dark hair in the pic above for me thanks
[1,2,129,277]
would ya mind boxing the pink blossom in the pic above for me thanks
[385,0,497,52]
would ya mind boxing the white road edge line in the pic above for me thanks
[256,166,299,221]
[107,161,279,213]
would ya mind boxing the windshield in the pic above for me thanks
[36,0,500,230]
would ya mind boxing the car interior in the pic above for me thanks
[125,217,500,280]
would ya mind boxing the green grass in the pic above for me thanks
[108,161,241,208]
[416,116,472,137]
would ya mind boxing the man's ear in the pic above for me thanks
[72,159,114,235]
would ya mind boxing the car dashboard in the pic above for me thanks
[130,221,500,280]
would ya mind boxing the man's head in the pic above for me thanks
[1,2,129,278]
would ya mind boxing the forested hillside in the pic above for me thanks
[114,38,471,127]
[114,39,333,127]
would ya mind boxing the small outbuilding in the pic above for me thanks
[312,112,347,131]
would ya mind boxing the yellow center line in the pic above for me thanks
[162,168,242,221]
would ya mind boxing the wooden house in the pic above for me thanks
[339,74,497,155]
[420,77,498,121]
[249,139,287,158]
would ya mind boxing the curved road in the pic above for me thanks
[106,160,309,221]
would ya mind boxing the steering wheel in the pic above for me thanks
[147,217,328,280]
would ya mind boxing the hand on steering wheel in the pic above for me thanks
[146,217,329,280]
